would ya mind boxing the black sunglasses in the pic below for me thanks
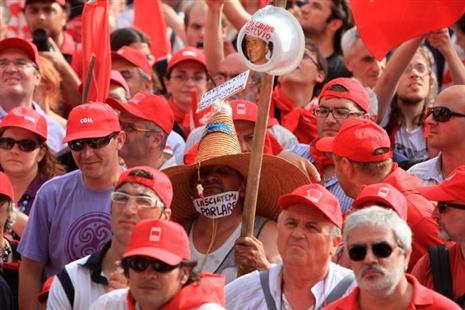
[437,201,465,214]
[68,132,118,152]
[0,137,42,152]
[426,106,465,122]
[348,241,395,261]
[124,257,179,273]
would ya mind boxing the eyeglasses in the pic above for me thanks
[437,201,465,214]
[348,241,396,261]
[111,191,164,210]
[403,63,430,77]
[313,107,364,119]
[121,123,158,134]
[68,132,118,152]
[171,74,207,83]
[0,59,37,70]
[0,137,42,152]
[125,257,179,273]
[426,106,465,122]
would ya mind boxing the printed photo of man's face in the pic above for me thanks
[245,35,270,65]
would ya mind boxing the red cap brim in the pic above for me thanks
[315,137,335,153]
[123,247,184,266]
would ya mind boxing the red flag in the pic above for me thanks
[351,0,465,60]
[134,0,171,60]
[81,0,111,102]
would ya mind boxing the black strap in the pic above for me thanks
[429,245,454,299]
[318,274,355,309]
[259,270,277,310]
[56,268,75,307]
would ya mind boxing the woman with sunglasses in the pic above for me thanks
[0,106,64,236]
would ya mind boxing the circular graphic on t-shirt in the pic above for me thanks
[64,211,111,261]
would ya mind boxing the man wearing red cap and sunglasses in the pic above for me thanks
[316,117,445,271]
[18,103,126,310]
[47,166,172,310]
[412,166,465,308]
[89,219,225,309]
[409,85,465,186]
[226,184,354,310]
[325,206,459,310]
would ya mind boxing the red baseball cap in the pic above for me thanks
[112,46,152,77]
[110,70,130,93]
[0,172,14,201]
[316,118,392,162]
[417,166,465,203]
[108,91,174,134]
[167,47,207,72]
[319,78,370,113]
[0,106,47,141]
[123,219,191,265]
[24,0,66,7]
[116,166,173,209]
[278,184,343,228]
[230,99,278,127]
[63,103,121,143]
[353,183,408,220]
[0,37,40,66]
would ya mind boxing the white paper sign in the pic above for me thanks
[197,70,250,112]
[193,191,239,219]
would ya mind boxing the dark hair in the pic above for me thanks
[241,34,274,63]
[327,0,353,55]
[110,27,151,51]
[305,40,328,95]
[456,14,465,34]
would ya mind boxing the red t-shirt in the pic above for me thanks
[324,274,461,310]
[383,165,446,271]
[412,243,465,299]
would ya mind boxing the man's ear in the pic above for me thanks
[327,18,343,33]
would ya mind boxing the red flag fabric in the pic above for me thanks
[351,0,465,60]
[81,0,111,102]
[134,0,171,60]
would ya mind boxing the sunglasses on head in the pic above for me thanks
[348,241,396,261]
[0,137,42,152]
[68,132,118,152]
[426,106,465,122]
[437,201,465,214]
[124,257,179,273]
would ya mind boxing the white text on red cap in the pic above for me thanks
[80,117,93,124]
[306,189,322,203]
[182,50,198,57]
[24,115,36,123]
[377,187,390,198]
[149,227,161,242]
[236,103,247,115]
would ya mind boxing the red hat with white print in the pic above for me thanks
[63,103,121,143]
[316,118,392,162]
[123,219,191,265]
[112,46,152,77]
[417,166,465,203]
[0,37,40,66]
[167,47,207,71]
[110,70,130,93]
[278,184,343,228]
[353,183,408,220]
[116,166,173,209]
[0,106,47,140]
[319,78,370,113]
[0,172,14,201]
[108,91,174,134]
[230,99,278,127]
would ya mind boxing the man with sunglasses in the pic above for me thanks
[316,118,445,271]
[226,184,354,310]
[409,85,465,186]
[18,103,126,310]
[108,91,178,170]
[325,206,459,310]
[411,166,465,307]
[89,219,225,309]
[47,166,172,310]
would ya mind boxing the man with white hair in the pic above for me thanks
[325,207,459,309]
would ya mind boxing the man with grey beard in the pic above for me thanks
[325,207,459,309]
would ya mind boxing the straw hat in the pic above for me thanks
[164,104,310,224]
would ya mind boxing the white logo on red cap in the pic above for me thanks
[306,189,323,203]
[80,117,93,124]
[149,227,161,242]
[236,103,247,115]
[182,50,197,57]
[23,115,36,123]
[377,187,390,198]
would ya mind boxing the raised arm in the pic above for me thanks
[204,0,226,75]
[223,0,250,30]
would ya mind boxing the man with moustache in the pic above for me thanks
[325,206,459,310]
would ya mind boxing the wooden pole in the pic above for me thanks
[81,54,96,104]
[238,0,287,276]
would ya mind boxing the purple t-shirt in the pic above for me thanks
[18,170,112,277]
